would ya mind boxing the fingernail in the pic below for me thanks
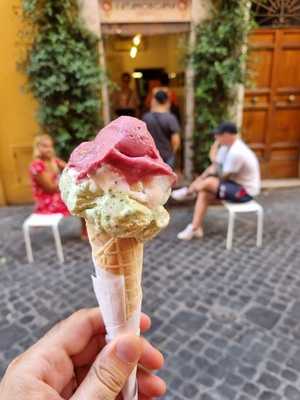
[115,335,140,363]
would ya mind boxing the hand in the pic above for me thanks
[209,139,219,163]
[0,308,166,400]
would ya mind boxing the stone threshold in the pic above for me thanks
[262,179,300,190]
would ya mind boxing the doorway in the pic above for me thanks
[104,32,187,168]
[104,33,186,119]
[243,28,300,179]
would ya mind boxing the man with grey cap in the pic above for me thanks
[172,122,261,240]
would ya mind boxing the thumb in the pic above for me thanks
[71,334,142,400]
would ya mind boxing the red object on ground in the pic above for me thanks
[69,116,177,184]
[30,159,70,216]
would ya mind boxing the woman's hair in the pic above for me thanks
[122,72,131,82]
[32,134,53,158]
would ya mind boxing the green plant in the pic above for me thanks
[20,0,103,159]
[191,0,255,173]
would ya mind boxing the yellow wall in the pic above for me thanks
[0,178,6,205]
[0,0,38,205]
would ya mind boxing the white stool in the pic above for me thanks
[23,213,64,263]
[223,201,264,250]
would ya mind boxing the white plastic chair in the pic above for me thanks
[23,213,64,263]
[223,201,264,250]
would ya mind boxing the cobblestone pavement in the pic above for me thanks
[1,188,300,399]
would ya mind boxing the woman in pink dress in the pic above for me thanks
[29,135,87,238]
[30,134,69,215]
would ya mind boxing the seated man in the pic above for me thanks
[172,122,261,240]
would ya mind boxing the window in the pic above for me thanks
[252,0,300,26]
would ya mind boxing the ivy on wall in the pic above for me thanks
[191,0,255,173]
[21,0,103,159]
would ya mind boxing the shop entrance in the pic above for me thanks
[104,33,186,117]
[104,32,186,168]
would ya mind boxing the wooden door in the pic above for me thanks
[243,29,300,178]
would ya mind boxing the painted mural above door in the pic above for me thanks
[100,0,191,23]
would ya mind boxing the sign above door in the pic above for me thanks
[99,0,191,23]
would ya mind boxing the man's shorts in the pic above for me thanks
[217,180,252,203]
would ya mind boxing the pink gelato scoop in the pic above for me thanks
[68,116,177,184]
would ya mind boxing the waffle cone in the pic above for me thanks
[87,224,143,320]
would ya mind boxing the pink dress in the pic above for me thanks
[29,159,69,216]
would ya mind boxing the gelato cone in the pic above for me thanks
[87,223,143,320]
[59,116,176,399]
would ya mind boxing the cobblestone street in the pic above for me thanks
[1,188,300,399]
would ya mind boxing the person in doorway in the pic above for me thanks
[113,72,138,117]
[29,135,87,239]
[145,72,180,121]
[172,122,261,240]
[142,90,181,168]
[0,308,166,400]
